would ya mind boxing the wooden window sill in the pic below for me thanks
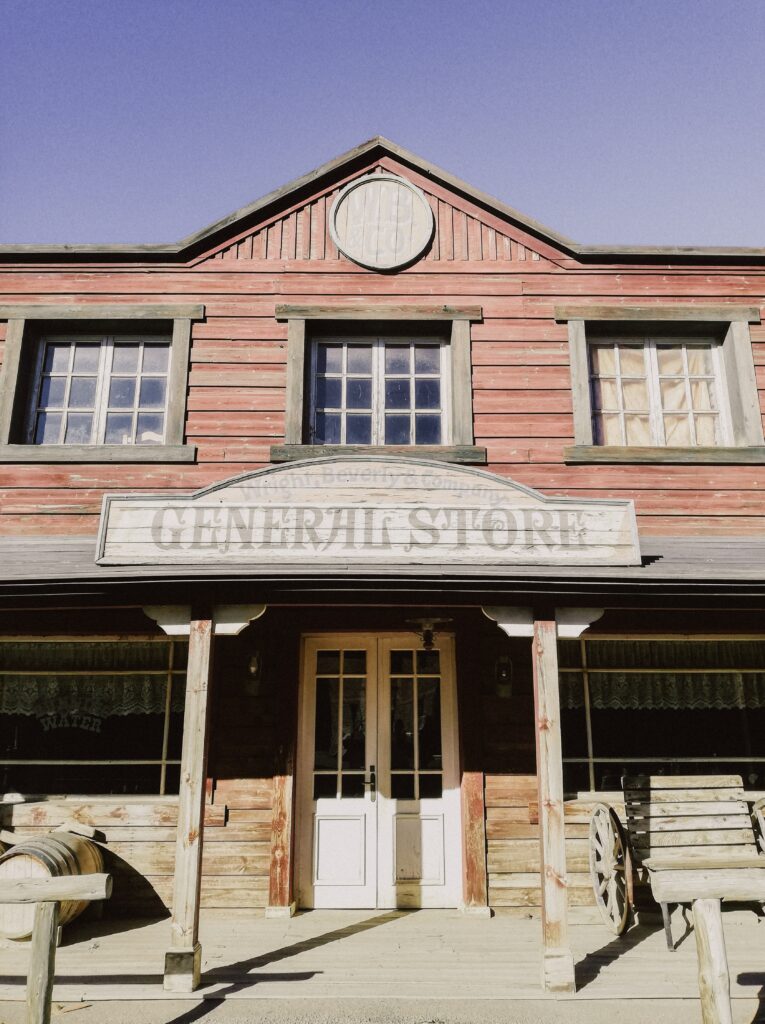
[0,444,197,463]
[564,445,765,464]
[270,444,487,464]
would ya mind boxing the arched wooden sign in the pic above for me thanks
[329,174,434,270]
[97,457,641,568]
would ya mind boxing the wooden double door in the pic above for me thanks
[296,633,461,909]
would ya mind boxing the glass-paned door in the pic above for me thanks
[297,634,461,909]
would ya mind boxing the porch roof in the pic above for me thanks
[0,535,762,596]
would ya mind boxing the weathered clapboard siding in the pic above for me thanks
[1,150,765,540]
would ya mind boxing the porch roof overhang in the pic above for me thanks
[0,536,763,608]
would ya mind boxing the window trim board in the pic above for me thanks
[0,305,202,457]
[282,313,476,449]
[567,317,765,449]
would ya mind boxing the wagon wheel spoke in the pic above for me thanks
[589,804,630,937]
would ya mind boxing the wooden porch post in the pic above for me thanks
[164,613,213,992]
[531,616,575,993]
[482,606,602,995]
[144,603,266,993]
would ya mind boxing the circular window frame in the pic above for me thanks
[328,173,435,271]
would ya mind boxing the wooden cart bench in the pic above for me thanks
[590,775,765,1024]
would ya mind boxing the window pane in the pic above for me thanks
[419,774,443,798]
[341,774,365,797]
[105,413,134,444]
[314,677,339,770]
[314,774,336,799]
[414,345,440,374]
[139,378,167,409]
[591,378,619,410]
[660,378,688,411]
[34,412,62,444]
[664,414,692,445]
[657,346,684,375]
[621,380,648,411]
[418,679,442,768]
[341,679,366,769]
[39,377,66,408]
[343,650,366,673]
[590,345,616,374]
[385,346,410,374]
[316,344,342,373]
[687,347,713,375]
[391,774,415,799]
[317,650,340,674]
[385,379,411,409]
[691,379,716,411]
[142,345,170,373]
[594,413,622,445]
[346,378,372,409]
[112,345,140,373]
[136,413,164,444]
[69,377,97,408]
[391,678,414,769]
[109,378,136,408]
[695,414,719,445]
[391,651,413,673]
[347,345,372,374]
[316,377,342,409]
[64,413,93,444]
[72,345,100,373]
[624,415,651,445]
[346,415,372,444]
[43,344,70,373]
[314,412,341,444]
[416,650,440,674]
[414,379,440,409]
[385,415,411,444]
[415,414,441,444]
[618,346,645,375]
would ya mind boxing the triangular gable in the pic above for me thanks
[195,155,560,266]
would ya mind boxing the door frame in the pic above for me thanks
[295,630,462,909]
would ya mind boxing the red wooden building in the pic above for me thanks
[0,137,764,993]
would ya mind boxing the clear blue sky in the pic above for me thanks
[3,0,765,247]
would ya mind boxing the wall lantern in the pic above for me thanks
[495,655,513,699]
[406,617,453,651]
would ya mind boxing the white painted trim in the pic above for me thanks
[143,604,267,636]
[481,607,534,637]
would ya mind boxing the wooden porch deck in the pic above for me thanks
[1,907,764,1004]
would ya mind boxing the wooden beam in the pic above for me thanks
[266,767,296,917]
[693,899,732,1024]
[0,874,111,903]
[275,303,483,321]
[554,304,760,324]
[163,616,213,993]
[532,618,575,993]
[0,304,205,321]
[27,901,58,1024]
[460,771,489,914]
[564,445,765,464]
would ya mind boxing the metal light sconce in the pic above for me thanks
[495,654,513,698]
[406,617,453,650]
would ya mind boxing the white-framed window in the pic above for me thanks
[589,337,733,447]
[26,333,171,446]
[308,335,450,445]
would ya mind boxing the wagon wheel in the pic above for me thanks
[589,803,631,935]
[752,798,765,855]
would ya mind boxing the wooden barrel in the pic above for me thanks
[0,833,103,939]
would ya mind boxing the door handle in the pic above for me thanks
[365,764,376,802]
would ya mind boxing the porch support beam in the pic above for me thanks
[147,604,267,992]
[482,606,602,994]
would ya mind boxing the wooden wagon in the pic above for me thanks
[588,774,765,950]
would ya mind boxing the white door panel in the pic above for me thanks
[297,633,461,909]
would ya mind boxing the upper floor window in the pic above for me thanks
[589,337,732,447]
[27,333,171,446]
[309,336,449,446]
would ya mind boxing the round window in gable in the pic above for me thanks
[328,173,435,271]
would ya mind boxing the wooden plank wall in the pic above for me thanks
[1,156,764,537]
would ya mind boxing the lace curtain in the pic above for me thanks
[0,642,186,717]
[559,640,765,711]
